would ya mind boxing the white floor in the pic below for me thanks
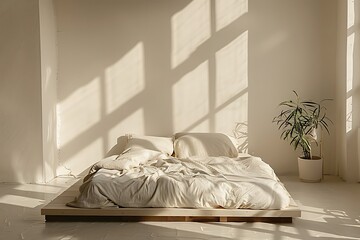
[0,176,359,240]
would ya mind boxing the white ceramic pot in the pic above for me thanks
[297,156,323,182]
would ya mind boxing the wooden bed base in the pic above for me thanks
[45,215,293,223]
[41,177,301,223]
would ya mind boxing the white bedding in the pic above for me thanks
[67,151,290,209]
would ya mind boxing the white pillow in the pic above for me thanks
[125,135,174,156]
[173,133,238,158]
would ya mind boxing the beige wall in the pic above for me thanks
[247,0,337,175]
[0,0,342,183]
[0,0,59,183]
[0,0,43,182]
[39,0,58,182]
[55,0,338,176]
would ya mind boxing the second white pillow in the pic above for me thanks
[125,135,174,156]
[174,133,238,159]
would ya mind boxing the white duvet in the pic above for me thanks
[67,150,290,209]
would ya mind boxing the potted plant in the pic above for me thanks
[273,91,332,182]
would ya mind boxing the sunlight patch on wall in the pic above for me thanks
[347,0,355,29]
[105,42,145,114]
[346,33,354,93]
[171,0,210,69]
[172,61,209,132]
[346,96,353,133]
[215,31,248,107]
[58,77,101,146]
[215,92,248,140]
[57,138,103,176]
[0,195,43,208]
[215,0,248,31]
[346,30,354,134]
[107,108,144,151]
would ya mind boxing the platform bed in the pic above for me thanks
[41,177,301,223]
[42,133,301,222]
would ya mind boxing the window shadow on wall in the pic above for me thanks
[55,0,249,176]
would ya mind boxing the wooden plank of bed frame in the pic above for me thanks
[41,177,301,223]
[44,215,294,223]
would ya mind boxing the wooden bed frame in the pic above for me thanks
[41,177,301,223]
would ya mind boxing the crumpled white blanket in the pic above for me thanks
[67,151,290,210]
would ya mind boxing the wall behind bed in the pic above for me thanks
[0,0,58,183]
[54,0,337,177]
[0,0,43,183]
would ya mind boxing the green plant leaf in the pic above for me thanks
[272,91,332,157]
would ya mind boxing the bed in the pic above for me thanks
[41,133,301,222]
